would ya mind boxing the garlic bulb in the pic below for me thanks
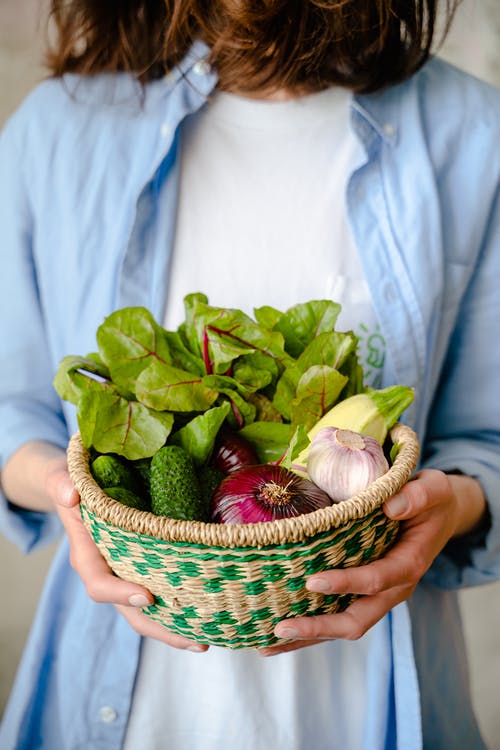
[306,427,389,502]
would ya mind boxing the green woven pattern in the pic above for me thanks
[80,502,398,648]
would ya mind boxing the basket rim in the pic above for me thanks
[67,423,419,548]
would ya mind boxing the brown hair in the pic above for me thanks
[46,1,459,94]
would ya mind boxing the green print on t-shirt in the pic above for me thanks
[356,323,386,388]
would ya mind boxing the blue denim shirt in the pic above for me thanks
[1,43,499,749]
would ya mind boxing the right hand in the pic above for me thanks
[45,455,209,652]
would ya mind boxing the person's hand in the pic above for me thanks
[259,469,486,656]
[45,455,208,652]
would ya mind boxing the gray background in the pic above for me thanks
[1,1,499,747]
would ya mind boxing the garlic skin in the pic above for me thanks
[306,427,389,502]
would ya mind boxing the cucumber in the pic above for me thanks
[91,454,142,494]
[104,486,151,512]
[197,464,225,512]
[150,445,205,521]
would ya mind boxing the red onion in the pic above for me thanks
[210,464,331,524]
[211,427,259,474]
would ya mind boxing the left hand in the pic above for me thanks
[260,468,486,656]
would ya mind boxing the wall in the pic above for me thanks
[1,1,499,746]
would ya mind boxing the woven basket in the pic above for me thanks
[67,423,419,649]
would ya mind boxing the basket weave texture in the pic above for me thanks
[67,423,420,649]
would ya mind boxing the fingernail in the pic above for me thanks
[128,593,151,607]
[275,626,298,639]
[188,645,206,653]
[384,493,408,517]
[59,479,77,507]
[306,577,330,593]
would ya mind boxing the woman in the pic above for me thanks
[1,1,499,748]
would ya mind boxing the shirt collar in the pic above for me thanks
[352,89,401,147]
[166,41,401,149]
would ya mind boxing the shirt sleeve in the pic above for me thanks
[0,109,66,552]
[421,183,500,588]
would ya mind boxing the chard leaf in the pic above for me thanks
[279,425,310,469]
[203,373,251,398]
[290,365,348,430]
[171,402,230,465]
[77,383,173,459]
[272,365,301,421]
[253,305,283,330]
[164,330,205,376]
[271,330,357,420]
[135,360,219,412]
[298,330,357,371]
[205,326,258,374]
[96,307,172,396]
[338,350,366,398]
[182,292,209,356]
[247,393,283,423]
[220,390,257,429]
[239,422,294,463]
[275,300,342,358]
[232,351,278,391]
[183,295,288,375]
[53,355,111,405]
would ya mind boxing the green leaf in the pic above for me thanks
[247,392,283,423]
[77,383,173,459]
[53,355,111,405]
[338,350,366,398]
[272,364,301,421]
[203,373,251,399]
[275,300,342,358]
[279,425,310,470]
[96,307,172,396]
[298,330,358,372]
[164,330,205,376]
[183,296,288,375]
[290,365,349,430]
[271,330,357,421]
[239,422,294,463]
[171,403,231,465]
[135,360,219,412]
[232,351,278,391]
[253,305,283,330]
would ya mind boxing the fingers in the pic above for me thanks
[45,461,80,507]
[259,639,325,657]
[271,584,413,648]
[45,456,209,652]
[383,468,453,521]
[56,502,155,607]
[115,605,209,652]
[305,533,428,596]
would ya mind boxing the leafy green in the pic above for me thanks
[171,403,231,466]
[273,299,341,358]
[238,422,294,463]
[290,365,348,430]
[54,293,369,465]
[77,381,173,460]
[279,425,310,470]
[135,361,219,412]
[53,355,111,405]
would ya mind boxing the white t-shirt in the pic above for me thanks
[124,86,386,750]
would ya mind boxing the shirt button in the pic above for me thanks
[382,122,396,138]
[99,706,118,724]
[160,122,171,138]
[192,59,212,76]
